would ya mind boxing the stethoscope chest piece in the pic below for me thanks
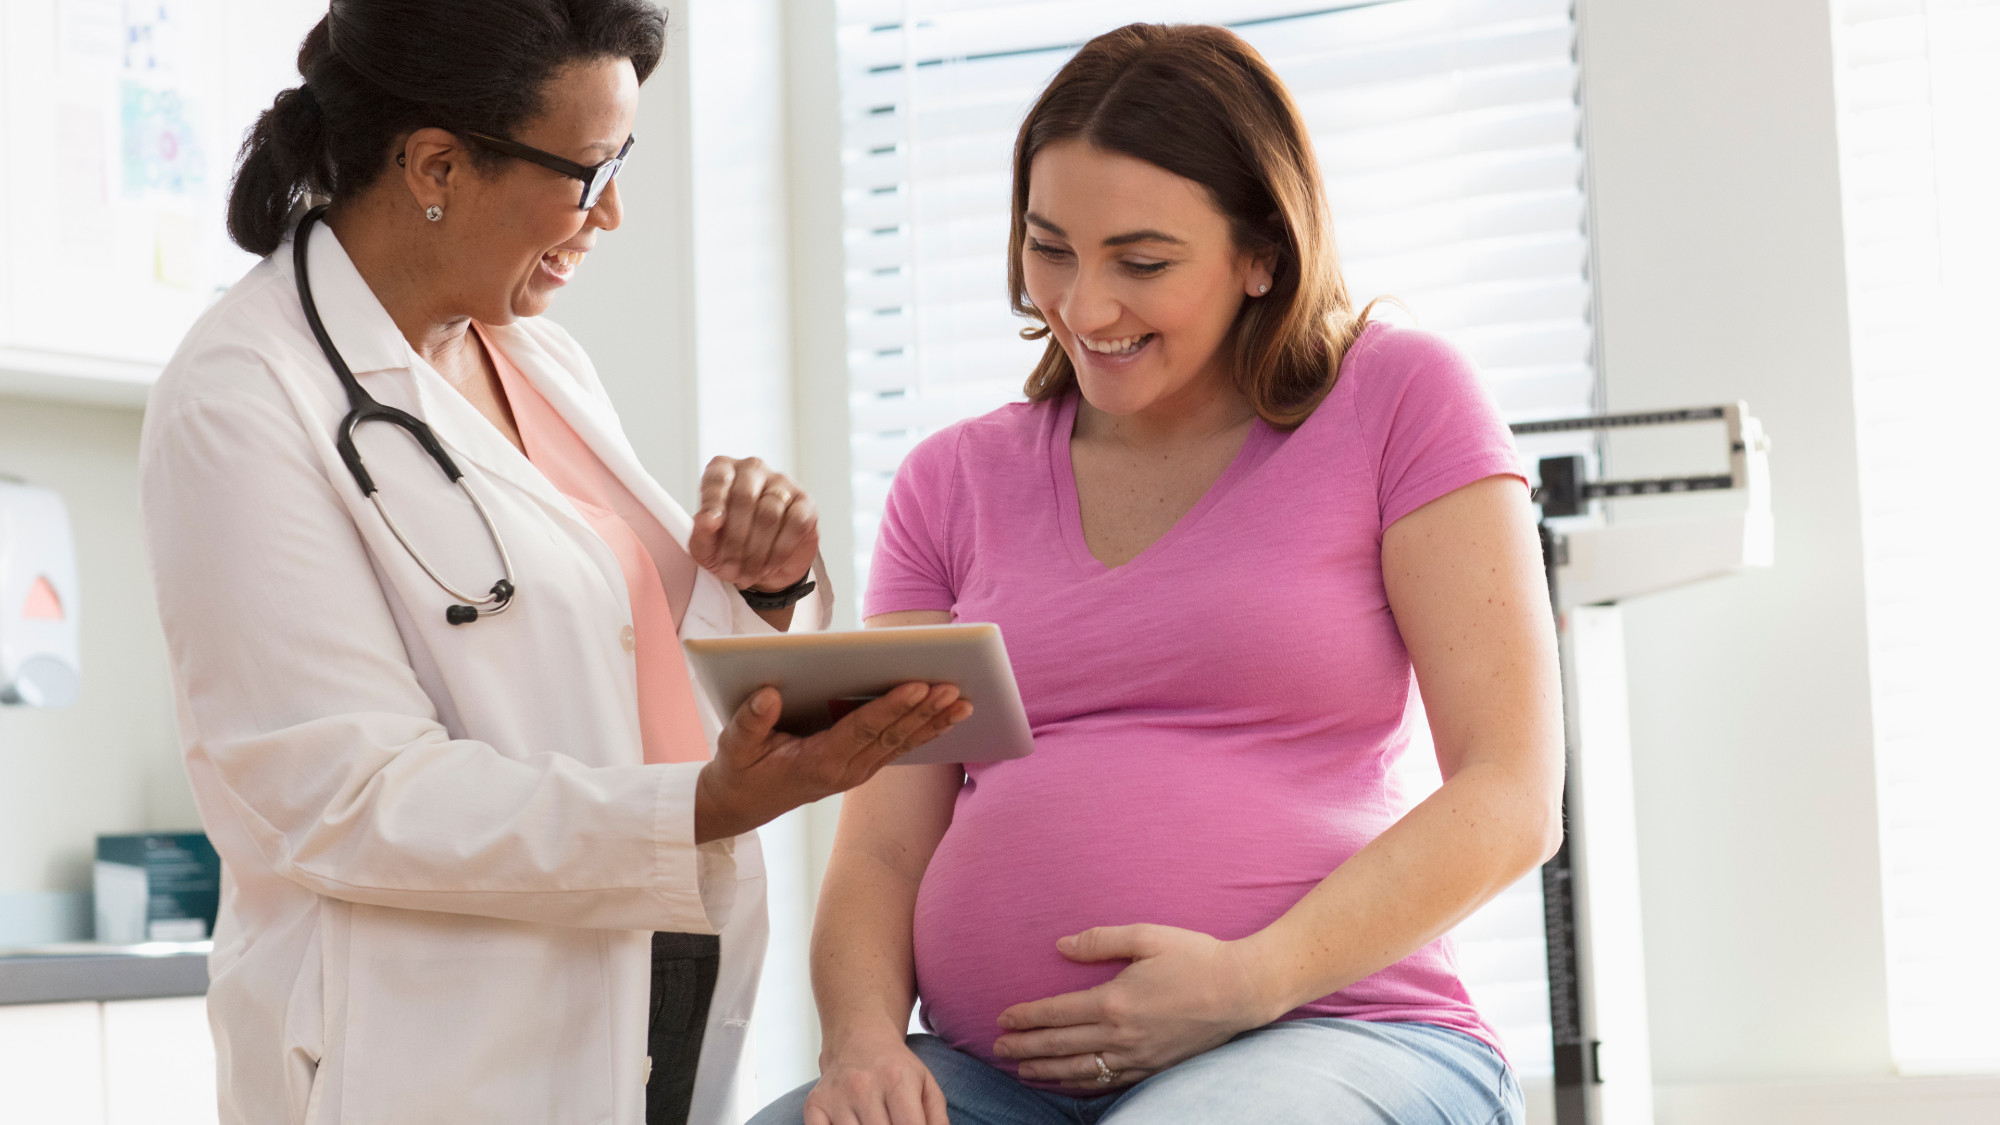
[294,205,518,625]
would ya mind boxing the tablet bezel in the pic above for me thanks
[681,623,1035,767]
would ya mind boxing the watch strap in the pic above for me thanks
[739,573,817,611]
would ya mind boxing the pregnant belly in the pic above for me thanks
[910,751,1378,1084]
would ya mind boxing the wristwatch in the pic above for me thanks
[738,572,817,611]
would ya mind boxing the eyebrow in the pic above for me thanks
[1025,211,1187,248]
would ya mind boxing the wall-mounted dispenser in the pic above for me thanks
[0,479,81,707]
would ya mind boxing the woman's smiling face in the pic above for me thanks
[441,56,639,322]
[1021,140,1272,419]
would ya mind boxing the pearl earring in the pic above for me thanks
[425,205,443,222]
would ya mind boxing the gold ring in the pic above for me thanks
[1093,1053,1118,1084]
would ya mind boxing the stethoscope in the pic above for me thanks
[293,204,516,625]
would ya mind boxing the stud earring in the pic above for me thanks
[1257,283,1269,294]
[426,205,443,222]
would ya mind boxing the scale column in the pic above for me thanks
[1547,603,1658,1125]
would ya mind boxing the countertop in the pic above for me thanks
[0,942,210,1006]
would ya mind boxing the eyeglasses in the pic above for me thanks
[464,132,635,210]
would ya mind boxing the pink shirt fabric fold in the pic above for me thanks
[477,323,708,766]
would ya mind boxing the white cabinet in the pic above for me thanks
[103,997,217,1125]
[0,998,216,1125]
[0,1002,106,1125]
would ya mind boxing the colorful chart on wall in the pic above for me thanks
[0,0,324,385]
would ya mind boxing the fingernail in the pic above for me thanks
[992,1043,1011,1058]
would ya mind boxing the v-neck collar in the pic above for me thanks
[478,320,699,551]
[1049,390,1277,576]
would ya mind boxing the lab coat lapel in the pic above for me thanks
[480,323,740,637]
[283,213,411,378]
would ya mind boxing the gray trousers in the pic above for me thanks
[646,931,721,1125]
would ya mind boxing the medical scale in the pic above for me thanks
[1514,403,1773,1125]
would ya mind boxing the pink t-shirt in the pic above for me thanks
[864,322,1525,1083]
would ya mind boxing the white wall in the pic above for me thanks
[1579,0,1896,1096]
[0,397,193,942]
[552,2,701,502]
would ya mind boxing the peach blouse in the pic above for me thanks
[478,323,709,765]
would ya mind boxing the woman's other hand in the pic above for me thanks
[694,683,973,844]
[804,1032,950,1125]
[990,924,1275,1090]
[688,456,819,592]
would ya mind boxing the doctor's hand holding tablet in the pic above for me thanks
[678,454,1012,841]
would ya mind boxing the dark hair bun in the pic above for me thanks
[226,0,666,256]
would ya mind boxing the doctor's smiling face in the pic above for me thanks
[1020,140,1274,421]
[397,55,639,324]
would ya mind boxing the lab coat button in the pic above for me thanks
[620,625,636,653]
[643,1055,653,1085]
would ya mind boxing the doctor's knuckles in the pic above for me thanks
[688,454,821,594]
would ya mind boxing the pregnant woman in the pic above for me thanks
[753,23,1562,1125]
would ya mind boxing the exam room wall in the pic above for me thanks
[1578,0,1894,1096]
[0,398,194,942]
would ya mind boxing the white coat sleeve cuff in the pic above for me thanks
[655,761,737,933]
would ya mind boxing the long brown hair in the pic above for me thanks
[1008,23,1368,427]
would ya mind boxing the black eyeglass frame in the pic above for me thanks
[464,131,634,209]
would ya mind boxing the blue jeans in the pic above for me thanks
[750,1019,1523,1125]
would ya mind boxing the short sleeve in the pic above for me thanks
[1347,325,1527,531]
[863,426,963,618]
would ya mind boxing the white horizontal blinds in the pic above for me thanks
[835,0,1588,1074]
[1833,0,2000,1074]
[1236,0,1592,423]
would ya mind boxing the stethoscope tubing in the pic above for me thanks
[369,484,517,614]
[293,204,517,623]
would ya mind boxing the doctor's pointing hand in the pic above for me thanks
[137,4,968,1125]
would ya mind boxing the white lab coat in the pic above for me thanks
[138,219,825,1125]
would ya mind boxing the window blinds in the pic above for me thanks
[833,0,1594,1076]
[1832,0,2000,1075]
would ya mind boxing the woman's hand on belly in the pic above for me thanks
[990,923,1279,1090]
[807,1031,949,1125]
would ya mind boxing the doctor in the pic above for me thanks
[138,3,969,1124]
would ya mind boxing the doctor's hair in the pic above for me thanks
[227,0,667,256]
[1007,24,1368,428]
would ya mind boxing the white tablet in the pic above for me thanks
[681,623,1035,766]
